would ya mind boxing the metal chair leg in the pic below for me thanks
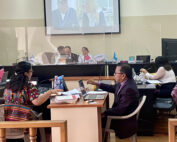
[130,134,137,142]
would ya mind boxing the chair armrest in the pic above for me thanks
[107,113,136,120]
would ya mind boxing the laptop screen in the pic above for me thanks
[136,55,150,63]
[78,80,87,96]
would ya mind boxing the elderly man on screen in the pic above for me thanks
[52,0,79,28]
[87,64,139,139]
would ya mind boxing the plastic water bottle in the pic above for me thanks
[139,72,146,84]
[58,75,64,90]
[54,75,59,89]
[132,68,136,78]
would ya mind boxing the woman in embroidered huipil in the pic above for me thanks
[4,61,61,106]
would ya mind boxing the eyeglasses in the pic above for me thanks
[29,70,33,73]
[114,72,123,75]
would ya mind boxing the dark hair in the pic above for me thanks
[155,56,172,71]
[117,63,132,79]
[57,46,64,52]
[6,61,32,92]
[65,46,71,50]
[82,47,89,52]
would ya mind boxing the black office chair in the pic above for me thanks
[153,83,176,115]
[153,98,176,115]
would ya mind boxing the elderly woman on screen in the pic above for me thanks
[4,61,62,106]
[78,47,94,63]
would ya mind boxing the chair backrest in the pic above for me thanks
[42,52,55,64]
[0,104,26,139]
[109,95,146,120]
[0,104,45,141]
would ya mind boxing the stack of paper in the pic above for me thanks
[146,80,161,84]
[87,91,107,95]
[54,94,80,104]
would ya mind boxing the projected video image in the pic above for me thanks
[44,0,120,34]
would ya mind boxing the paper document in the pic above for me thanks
[146,80,161,84]
[87,91,107,95]
[56,95,73,101]
[57,89,81,96]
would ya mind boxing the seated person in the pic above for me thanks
[52,0,79,28]
[53,46,66,64]
[64,46,78,63]
[87,64,139,139]
[4,61,62,120]
[78,47,95,63]
[82,0,106,27]
[140,56,176,98]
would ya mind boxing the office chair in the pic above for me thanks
[153,83,176,115]
[103,96,146,142]
[42,52,55,64]
[0,104,46,142]
[153,98,176,115]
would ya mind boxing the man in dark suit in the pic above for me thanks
[87,64,139,139]
[64,46,78,63]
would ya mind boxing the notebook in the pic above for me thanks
[78,80,105,100]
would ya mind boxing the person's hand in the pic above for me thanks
[49,89,63,95]
[87,80,97,85]
[140,68,148,74]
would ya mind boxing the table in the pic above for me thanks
[168,118,177,142]
[47,94,108,142]
[137,84,156,136]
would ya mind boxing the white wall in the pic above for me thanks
[0,0,177,65]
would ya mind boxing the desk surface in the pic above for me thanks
[63,76,114,81]
[137,84,156,90]
[48,94,108,109]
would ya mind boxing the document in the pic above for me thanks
[146,80,161,84]
[56,95,73,100]
[87,91,107,95]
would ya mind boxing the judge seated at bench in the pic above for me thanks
[64,46,78,63]
[53,46,67,64]
[78,47,95,64]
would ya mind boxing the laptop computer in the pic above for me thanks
[78,80,105,100]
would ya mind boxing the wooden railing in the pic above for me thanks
[168,118,177,142]
[0,120,67,142]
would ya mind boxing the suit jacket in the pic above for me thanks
[99,79,139,139]
[66,53,78,63]
[52,8,79,28]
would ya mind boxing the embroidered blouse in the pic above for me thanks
[4,83,39,105]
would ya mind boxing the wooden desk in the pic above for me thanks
[168,118,177,142]
[48,95,107,142]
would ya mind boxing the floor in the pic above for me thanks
[106,110,175,142]
[114,134,168,142]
